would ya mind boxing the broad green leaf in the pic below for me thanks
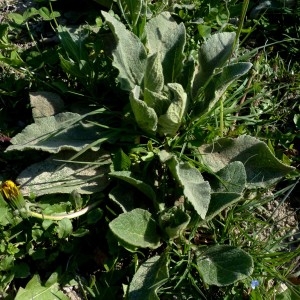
[146,12,186,83]
[109,170,156,201]
[144,88,170,116]
[205,192,242,220]
[158,83,188,136]
[130,86,158,134]
[102,11,147,91]
[144,53,164,93]
[167,157,211,219]
[192,32,236,98]
[17,150,110,196]
[15,274,69,300]
[197,245,253,286]
[197,135,294,188]
[210,161,246,194]
[128,255,168,300]
[158,206,190,239]
[30,91,64,120]
[195,62,252,116]
[109,208,161,249]
[5,112,99,153]
[57,218,73,238]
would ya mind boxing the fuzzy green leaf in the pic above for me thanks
[195,62,252,115]
[144,53,164,93]
[6,112,100,153]
[158,83,188,136]
[159,206,190,239]
[144,88,170,116]
[102,11,147,91]
[17,150,110,196]
[197,245,253,286]
[30,91,64,120]
[197,135,294,188]
[210,161,246,194]
[109,208,161,249]
[146,12,186,83]
[128,255,168,300]
[192,32,236,98]
[130,85,158,134]
[167,157,211,219]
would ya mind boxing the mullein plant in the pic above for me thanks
[0,180,101,220]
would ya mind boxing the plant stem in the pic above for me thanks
[27,200,101,220]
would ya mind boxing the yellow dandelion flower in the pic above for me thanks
[0,180,26,212]
[1,180,20,200]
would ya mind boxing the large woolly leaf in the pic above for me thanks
[197,245,253,286]
[192,32,236,98]
[144,53,164,93]
[128,255,168,300]
[17,150,110,196]
[30,91,64,120]
[167,157,211,219]
[158,206,191,239]
[102,11,147,91]
[6,112,99,153]
[130,85,158,134]
[146,12,186,83]
[157,83,188,136]
[210,161,246,194]
[197,135,294,188]
[194,62,252,116]
[143,88,170,116]
[109,208,161,249]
